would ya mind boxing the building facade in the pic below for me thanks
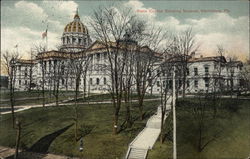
[12,11,243,94]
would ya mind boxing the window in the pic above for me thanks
[18,66,21,71]
[79,38,82,44]
[19,80,21,85]
[25,80,27,85]
[49,61,51,70]
[204,66,209,75]
[62,79,65,85]
[179,80,182,87]
[187,80,190,88]
[97,53,100,62]
[194,80,198,88]
[169,80,173,89]
[204,79,209,88]
[104,53,107,60]
[96,78,99,85]
[90,78,93,85]
[194,67,198,76]
[103,77,106,85]
[157,81,160,87]
[187,68,189,76]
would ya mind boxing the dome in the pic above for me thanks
[60,8,92,52]
[64,22,88,34]
[63,11,88,34]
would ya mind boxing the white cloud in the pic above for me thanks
[123,1,249,59]
[42,1,78,22]
[1,27,60,58]
[123,0,156,20]
[15,1,47,19]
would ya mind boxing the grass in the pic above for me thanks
[148,98,250,159]
[0,100,160,158]
[0,90,76,106]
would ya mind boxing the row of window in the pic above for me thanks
[156,79,210,88]
[89,78,106,85]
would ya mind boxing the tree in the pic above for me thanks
[2,50,20,127]
[34,44,47,108]
[14,119,21,159]
[172,28,199,98]
[211,45,226,117]
[133,26,166,120]
[69,51,90,141]
[27,49,36,92]
[158,61,173,143]
[190,93,221,152]
[90,6,135,134]
[240,59,250,94]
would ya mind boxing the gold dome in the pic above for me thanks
[63,11,88,34]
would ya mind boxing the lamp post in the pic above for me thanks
[173,65,177,159]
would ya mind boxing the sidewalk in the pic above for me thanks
[1,98,160,115]
[125,97,172,159]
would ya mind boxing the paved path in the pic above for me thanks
[125,97,172,159]
[1,98,160,115]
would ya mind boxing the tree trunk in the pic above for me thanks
[10,69,15,128]
[125,102,132,128]
[14,121,21,159]
[160,114,164,143]
[113,113,118,135]
[198,125,202,152]
[138,98,144,120]
[182,69,186,98]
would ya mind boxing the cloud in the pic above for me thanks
[123,0,156,20]
[122,0,249,59]
[186,13,248,35]
[1,27,60,58]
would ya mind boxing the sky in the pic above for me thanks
[1,0,249,61]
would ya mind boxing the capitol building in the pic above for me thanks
[12,10,243,94]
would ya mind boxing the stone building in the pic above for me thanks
[12,10,243,94]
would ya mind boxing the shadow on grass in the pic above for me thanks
[6,124,73,159]
[28,124,73,153]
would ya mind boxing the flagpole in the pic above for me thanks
[46,24,48,51]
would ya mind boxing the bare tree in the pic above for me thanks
[34,44,47,108]
[14,119,21,159]
[90,6,135,134]
[27,49,36,92]
[2,50,20,127]
[172,28,199,98]
[69,51,90,141]
[158,61,173,143]
[133,26,166,120]
[240,59,250,94]
[190,93,221,152]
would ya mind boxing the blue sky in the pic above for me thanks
[1,0,249,60]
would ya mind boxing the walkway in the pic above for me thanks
[1,98,160,115]
[125,97,172,159]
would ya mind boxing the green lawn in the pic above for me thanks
[0,90,76,106]
[0,100,160,158]
[148,98,250,159]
